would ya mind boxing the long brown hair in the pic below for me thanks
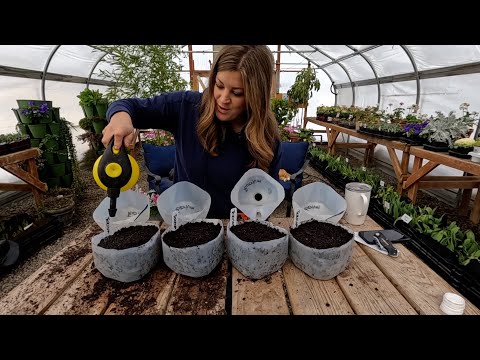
[197,45,280,171]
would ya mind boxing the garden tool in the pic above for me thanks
[93,140,140,218]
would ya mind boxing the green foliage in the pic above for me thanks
[287,66,320,106]
[77,88,96,107]
[308,147,480,267]
[297,128,314,142]
[96,45,188,101]
[77,88,108,107]
[271,98,297,127]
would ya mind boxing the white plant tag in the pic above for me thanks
[172,210,180,231]
[361,166,366,171]
[384,201,390,210]
[401,214,412,224]
[294,209,301,228]
[230,208,237,228]
[380,180,385,187]
[345,158,349,163]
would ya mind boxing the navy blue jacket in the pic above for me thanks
[107,90,282,219]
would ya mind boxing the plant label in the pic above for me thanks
[401,214,412,224]
[294,209,301,228]
[380,180,385,187]
[383,201,390,211]
[172,210,179,231]
[230,208,237,227]
[361,166,366,171]
[345,158,349,163]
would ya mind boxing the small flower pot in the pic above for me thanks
[226,220,288,280]
[289,219,354,280]
[162,219,224,278]
[91,223,161,283]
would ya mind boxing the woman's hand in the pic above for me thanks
[101,111,135,150]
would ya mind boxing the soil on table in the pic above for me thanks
[230,221,284,242]
[290,220,352,249]
[98,225,158,250]
[162,221,221,248]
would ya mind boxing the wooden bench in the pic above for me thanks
[0,148,47,208]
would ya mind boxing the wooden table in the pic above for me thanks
[308,119,411,191]
[406,146,480,223]
[1,217,479,315]
[307,119,480,223]
[0,148,47,208]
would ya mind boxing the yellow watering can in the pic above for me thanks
[92,141,140,217]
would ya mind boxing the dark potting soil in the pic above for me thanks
[162,221,221,248]
[290,220,352,249]
[98,225,158,250]
[230,221,284,243]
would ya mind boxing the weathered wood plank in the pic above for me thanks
[283,259,354,315]
[165,257,228,315]
[0,226,99,315]
[360,243,480,315]
[45,261,110,315]
[231,266,290,315]
[0,148,40,166]
[337,244,419,315]
[104,263,178,315]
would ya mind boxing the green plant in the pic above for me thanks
[77,88,96,107]
[287,65,320,107]
[60,117,86,198]
[78,117,93,131]
[96,45,188,101]
[453,138,475,148]
[271,98,297,127]
[297,128,314,142]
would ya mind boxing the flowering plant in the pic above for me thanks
[280,125,298,141]
[404,121,428,137]
[142,129,175,146]
[21,101,50,122]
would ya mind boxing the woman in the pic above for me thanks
[102,45,282,219]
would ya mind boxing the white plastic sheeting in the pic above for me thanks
[1,44,480,192]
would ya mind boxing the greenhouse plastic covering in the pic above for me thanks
[1,45,480,186]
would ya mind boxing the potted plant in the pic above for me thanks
[286,64,320,108]
[289,219,354,280]
[450,138,475,158]
[420,110,476,151]
[77,88,96,118]
[271,98,297,129]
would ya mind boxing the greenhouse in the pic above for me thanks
[1,45,480,315]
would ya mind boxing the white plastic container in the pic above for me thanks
[91,223,161,283]
[227,168,288,279]
[93,190,150,233]
[440,292,465,315]
[292,182,347,224]
[156,181,210,225]
[160,181,224,278]
[289,220,354,280]
[162,218,224,278]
